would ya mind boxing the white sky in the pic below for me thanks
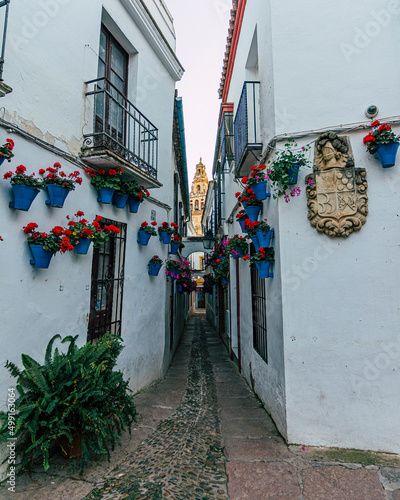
[165,0,232,183]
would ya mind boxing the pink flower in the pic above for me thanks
[307,178,314,185]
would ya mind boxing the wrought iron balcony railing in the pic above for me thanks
[234,81,262,174]
[82,77,158,179]
[220,111,234,169]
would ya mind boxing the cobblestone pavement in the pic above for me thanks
[2,312,400,499]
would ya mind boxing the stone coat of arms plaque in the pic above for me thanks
[306,132,368,237]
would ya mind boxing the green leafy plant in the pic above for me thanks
[226,234,248,256]
[23,222,74,254]
[244,246,275,263]
[235,186,262,206]
[85,167,124,191]
[267,139,311,202]
[3,165,44,189]
[158,222,173,234]
[0,334,137,473]
[149,255,163,265]
[118,179,150,200]
[363,120,399,154]
[39,162,82,190]
[65,212,121,248]
[139,221,158,235]
[0,137,14,161]
[203,273,216,293]
[241,164,268,186]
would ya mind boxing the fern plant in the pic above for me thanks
[0,334,137,473]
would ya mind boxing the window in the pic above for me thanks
[201,202,204,209]
[195,200,199,210]
[95,25,129,145]
[250,243,268,362]
[88,218,127,342]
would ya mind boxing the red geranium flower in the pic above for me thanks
[371,120,380,127]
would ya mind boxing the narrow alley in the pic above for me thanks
[4,313,399,500]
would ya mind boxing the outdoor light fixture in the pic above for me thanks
[202,230,215,250]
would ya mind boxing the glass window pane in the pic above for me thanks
[111,43,126,79]
[97,59,106,80]
[99,31,107,62]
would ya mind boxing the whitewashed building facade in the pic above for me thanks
[206,0,400,453]
[0,0,190,420]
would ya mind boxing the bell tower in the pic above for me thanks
[189,158,209,236]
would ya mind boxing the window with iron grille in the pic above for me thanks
[88,218,127,343]
[250,243,268,362]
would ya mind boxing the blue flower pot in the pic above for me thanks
[97,187,115,204]
[250,234,260,251]
[251,181,270,201]
[45,184,71,208]
[29,245,53,268]
[177,284,183,294]
[231,248,245,259]
[287,162,300,185]
[255,260,273,279]
[113,193,129,208]
[221,277,228,284]
[376,142,399,168]
[238,219,247,233]
[148,262,162,276]
[255,229,274,248]
[160,231,172,244]
[9,184,40,211]
[244,205,261,222]
[0,157,5,166]
[170,242,180,255]
[137,230,152,245]
[75,239,92,254]
[128,197,142,213]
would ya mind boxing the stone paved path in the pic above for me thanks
[2,312,400,499]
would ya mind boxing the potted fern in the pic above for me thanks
[0,334,137,473]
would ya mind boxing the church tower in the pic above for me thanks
[190,159,209,236]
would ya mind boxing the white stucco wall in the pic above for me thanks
[220,0,400,451]
[0,0,186,463]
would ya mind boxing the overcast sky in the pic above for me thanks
[165,0,232,182]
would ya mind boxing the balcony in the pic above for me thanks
[234,81,262,176]
[81,77,160,188]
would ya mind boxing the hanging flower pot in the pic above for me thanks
[255,229,274,248]
[45,184,71,208]
[97,187,115,204]
[376,142,399,168]
[177,283,183,294]
[29,245,53,269]
[148,262,162,276]
[244,205,261,222]
[255,260,273,279]
[251,181,270,201]
[113,193,129,208]
[250,234,260,250]
[169,242,180,255]
[287,162,300,185]
[137,230,152,246]
[128,197,142,213]
[231,248,245,259]
[9,184,41,211]
[74,239,92,255]
[221,277,229,284]
[238,219,247,233]
[160,231,172,244]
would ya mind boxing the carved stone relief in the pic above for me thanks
[306,132,368,237]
